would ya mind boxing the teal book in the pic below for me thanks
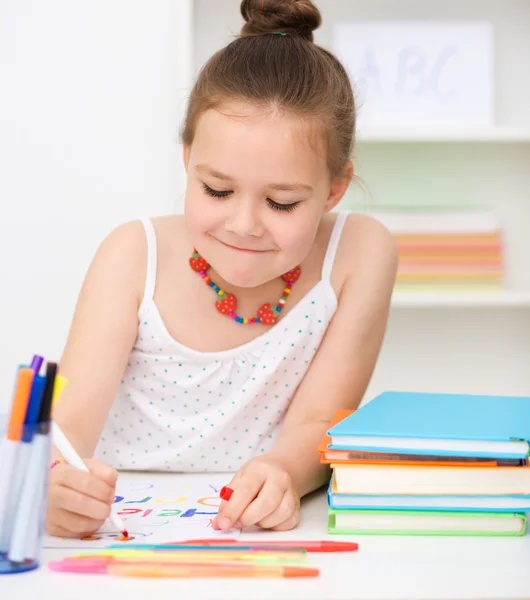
[327,391,530,458]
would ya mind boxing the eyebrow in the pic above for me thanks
[195,164,313,192]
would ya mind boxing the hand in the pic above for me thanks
[212,454,300,532]
[46,458,118,538]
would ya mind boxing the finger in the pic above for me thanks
[270,509,300,532]
[85,459,118,487]
[45,515,87,539]
[257,491,298,529]
[54,465,115,504]
[238,478,285,527]
[211,471,243,530]
[47,508,104,537]
[46,516,77,539]
[51,485,112,521]
[214,472,265,530]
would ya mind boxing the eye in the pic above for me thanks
[267,199,300,213]
[202,183,232,198]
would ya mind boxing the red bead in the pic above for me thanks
[216,293,237,315]
[282,266,301,283]
[189,255,210,272]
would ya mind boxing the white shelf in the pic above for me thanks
[357,126,530,143]
[391,290,530,308]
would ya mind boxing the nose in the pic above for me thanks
[224,198,263,238]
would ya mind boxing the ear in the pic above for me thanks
[324,161,354,213]
[183,145,191,172]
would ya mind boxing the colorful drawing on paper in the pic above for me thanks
[43,474,240,549]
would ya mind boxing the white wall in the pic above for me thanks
[0,1,192,410]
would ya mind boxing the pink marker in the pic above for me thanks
[48,560,108,574]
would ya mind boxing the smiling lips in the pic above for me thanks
[218,240,271,254]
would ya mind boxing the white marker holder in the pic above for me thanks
[0,421,51,575]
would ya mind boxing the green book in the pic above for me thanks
[328,509,527,537]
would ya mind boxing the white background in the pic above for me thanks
[0,1,192,407]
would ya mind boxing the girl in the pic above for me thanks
[47,0,397,538]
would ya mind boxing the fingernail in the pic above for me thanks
[233,520,243,530]
[219,517,232,530]
[109,492,116,503]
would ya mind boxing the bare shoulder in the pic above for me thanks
[94,219,150,276]
[334,213,398,295]
[344,213,396,255]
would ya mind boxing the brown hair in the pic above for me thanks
[181,0,355,179]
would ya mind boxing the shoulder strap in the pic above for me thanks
[321,211,350,280]
[138,218,158,316]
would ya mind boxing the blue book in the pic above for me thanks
[327,391,530,458]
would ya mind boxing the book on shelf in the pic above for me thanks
[368,206,505,291]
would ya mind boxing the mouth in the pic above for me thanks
[216,239,272,254]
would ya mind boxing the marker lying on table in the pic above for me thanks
[51,422,128,539]
[109,563,319,578]
[216,486,358,552]
[50,561,319,578]
[174,539,359,552]
[107,544,305,555]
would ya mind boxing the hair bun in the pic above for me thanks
[240,0,321,42]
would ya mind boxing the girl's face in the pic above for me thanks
[184,102,350,288]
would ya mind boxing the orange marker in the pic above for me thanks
[108,563,319,578]
[7,368,34,440]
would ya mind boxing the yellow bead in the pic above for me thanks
[284,288,291,295]
[243,318,248,324]
[218,289,224,296]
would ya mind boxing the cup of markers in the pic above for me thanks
[0,356,64,575]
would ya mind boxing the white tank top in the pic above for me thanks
[94,212,349,472]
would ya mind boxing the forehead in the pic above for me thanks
[190,102,328,181]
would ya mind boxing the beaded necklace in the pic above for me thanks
[189,249,301,325]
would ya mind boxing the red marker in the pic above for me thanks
[220,486,233,501]
[178,539,358,552]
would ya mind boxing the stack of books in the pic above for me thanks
[370,208,504,291]
[318,391,530,536]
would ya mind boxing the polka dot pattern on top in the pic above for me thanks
[93,213,349,473]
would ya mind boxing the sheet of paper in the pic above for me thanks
[43,473,240,549]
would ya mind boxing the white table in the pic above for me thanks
[2,472,530,600]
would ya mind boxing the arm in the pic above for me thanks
[52,221,146,458]
[270,217,398,496]
[213,216,398,530]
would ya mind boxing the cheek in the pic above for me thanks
[271,210,321,265]
[184,189,217,235]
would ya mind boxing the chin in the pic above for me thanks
[215,264,269,289]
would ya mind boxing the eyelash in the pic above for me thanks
[202,184,300,213]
